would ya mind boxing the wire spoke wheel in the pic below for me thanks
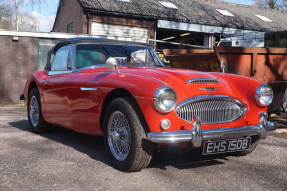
[27,88,52,133]
[107,111,131,161]
[103,98,154,172]
[29,96,39,127]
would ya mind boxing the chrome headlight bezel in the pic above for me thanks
[154,86,177,113]
[255,84,273,107]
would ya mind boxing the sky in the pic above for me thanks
[34,0,254,32]
[32,0,59,32]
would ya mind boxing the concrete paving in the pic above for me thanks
[0,103,287,191]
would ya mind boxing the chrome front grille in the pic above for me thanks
[176,95,245,124]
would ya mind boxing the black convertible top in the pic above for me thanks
[44,37,152,71]
[56,37,151,48]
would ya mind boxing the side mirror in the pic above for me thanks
[106,57,121,74]
[106,57,118,70]
[220,61,228,73]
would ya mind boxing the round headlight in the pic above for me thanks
[154,86,177,113]
[255,84,273,107]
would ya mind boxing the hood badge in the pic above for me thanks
[199,87,218,92]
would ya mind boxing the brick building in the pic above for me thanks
[0,35,37,102]
[53,0,287,49]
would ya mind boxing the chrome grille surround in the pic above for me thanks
[185,78,219,84]
[176,95,246,124]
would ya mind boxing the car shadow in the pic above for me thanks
[148,147,230,170]
[8,120,109,166]
[9,120,231,171]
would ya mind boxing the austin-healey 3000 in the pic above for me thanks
[20,38,276,172]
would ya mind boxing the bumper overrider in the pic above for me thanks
[19,94,24,101]
[147,112,276,147]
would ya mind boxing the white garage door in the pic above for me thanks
[91,22,148,43]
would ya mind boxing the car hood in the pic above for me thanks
[121,67,226,87]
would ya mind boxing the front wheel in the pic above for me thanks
[27,88,52,133]
[103,98,154,172]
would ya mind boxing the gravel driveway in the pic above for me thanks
[0,103,287,191]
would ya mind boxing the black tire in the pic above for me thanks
[103,97,154,172]
[27,88,52,133]
[233,135,260,156]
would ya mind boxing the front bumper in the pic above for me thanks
[147,112,276,147]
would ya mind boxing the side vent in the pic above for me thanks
[186,78,219,84]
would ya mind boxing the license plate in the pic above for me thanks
[203,137,251,155]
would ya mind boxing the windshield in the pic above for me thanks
[75,44,164,69]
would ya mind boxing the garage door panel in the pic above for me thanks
[92,22,148,43]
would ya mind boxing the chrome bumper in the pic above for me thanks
[147,112,276,147]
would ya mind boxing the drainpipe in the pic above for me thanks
[86,12,90,34]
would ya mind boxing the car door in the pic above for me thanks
[41,45,71,128]
[65,44,108,135]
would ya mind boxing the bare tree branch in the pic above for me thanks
[252,0,287,10]
[1,0,47,31]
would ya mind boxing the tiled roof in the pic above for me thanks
[78,0,287,31]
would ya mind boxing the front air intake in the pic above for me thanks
[176,95,246,124]
[185,78,219,84]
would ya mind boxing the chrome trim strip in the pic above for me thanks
[177,95,241,108]
[147,122,276,144]
[185,78,219,84]
[80,87,98,91]
[48,71,72,75]
[74,64,106,72]
[147,112,276,144]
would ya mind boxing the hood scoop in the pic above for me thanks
[185,78,219,84]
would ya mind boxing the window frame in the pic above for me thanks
[48,45,72,75]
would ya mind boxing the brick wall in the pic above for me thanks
[53,0,86,34]
[0,36,38,102]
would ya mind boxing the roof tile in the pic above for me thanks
[77,0,287,31]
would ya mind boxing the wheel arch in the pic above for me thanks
[24,81,38,106]
[28,81,38,94]
[100,88,150,133]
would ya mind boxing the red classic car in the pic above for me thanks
[21,38,276,172]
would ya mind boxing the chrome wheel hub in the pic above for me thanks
[111,131,120,141]
[29,96,39,127]
[107,111,131,161]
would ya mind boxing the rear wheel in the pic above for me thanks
[28,88,52,133]
[233,135,260,156]
[103,98,154,172]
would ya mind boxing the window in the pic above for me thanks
[37,38,62,70]
[51,46,70,71]
[67,22,73,33]
[158,1,178,9]
[75,44,162,68]
[216,9,235,17]
[218,41,232,47]
[254,15,273,22]
[115,0,130,3]
[76,45,106,69]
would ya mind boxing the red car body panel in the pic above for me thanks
[24,66,267,137]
